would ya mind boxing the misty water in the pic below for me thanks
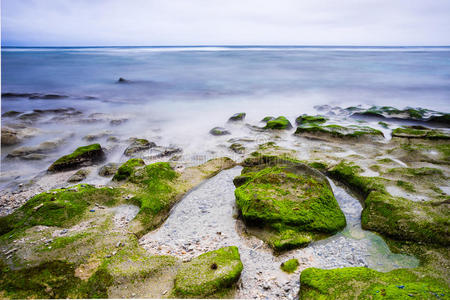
[2,46,450,188]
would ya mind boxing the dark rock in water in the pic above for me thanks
[2,111,22,118]
[229,143,245,154]
[7,140,63,158]
[295,124,384,141]
[67,169,90,182]
[2,127,20,146]
[264,116,293,130]
[117,77,130,83]
[21,154,47,160]
[228,112,246,122]
[209,127,231,136]
[296,115,328,126]
[29,94,68,100]
[82,131,112,141]
[124,139,156,156]
[48,144,105,172]
[98,163,120,177]
[110,119,128,126]
[147,147,182,159]
[2,92,39,98]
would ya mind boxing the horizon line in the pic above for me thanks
[2,44,450,48]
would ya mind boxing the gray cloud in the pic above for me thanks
[2,0,450,46]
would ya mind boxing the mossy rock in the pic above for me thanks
[210,127,231,136]
[295,124,384,141]
[98,162,120,177]
[67,169,90,182]
[228,112,246,122]
[229,143,245,154]
[112,158,145,181]
[295,115,328,125]
[124,138,156,156]
[234,156,346,251]
[328,161,450,246]
[299,267,449,299]
[264,116,293,130]
[47,144,105,172]
[392,126,449,140]
[173,246,243,298]
[261,116,275,123]
[280,258,299,273]
[0,184,121,236]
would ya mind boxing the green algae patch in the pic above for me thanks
[392,126,449,140]
[173,246,243,298]
[281,258,299,273]
[234,156,346,251]
[299,267,449,299]
[264,116,293,130]
[295,124,384,141]
[0,184,121,236]
[328,161,450,246]
[112,158,145,181]
[295,115,328,125]
[48,144,105,172]
[0,260,85,299]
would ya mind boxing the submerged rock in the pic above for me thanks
[264,116,293,130]
[124,139,156,156]
[229,143,245,154]
[48,144,105,172]
[117,77,130,83]
[2,111,22,118]
[173,246,243,298]
[209,127,231,136]
[98,163,120,177]
[234,155,346,251]
[1,127,20,146]
[228,112,246,122]
[67,169,90,183]
[7,139,63,158]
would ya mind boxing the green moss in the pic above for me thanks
[295,124,383,140]
[296,115,328,125]
[396,180,416,193]
[280,258,299,273]
[228,112,246,121]
[0,260,85,299]
[392,126,449,140]
[40,233,90,251]
[112,158,145,181]
[48,144,104,172]
[0,184,121,236]
[261,116,275,122]
[378,121,389,129]
[173,246,243,298]
[308,161,328,172]
[387,167,444,177]
[264,116,293,130]
[299,267,449,299]
[230,143,245,154]
[235,157,346,251]
[377,158,395,164]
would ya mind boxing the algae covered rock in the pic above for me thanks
[228,112,246,122]
[173,246,243,298]
[280,258,299,273]
[295,114,328,126]
[48,144,105,172]
[295,124,384,141]
[229,143,245,154]
[124,138,156,156]
[210,127,231,136]
[234,155,346,251]
[328,161,450,245]
[299,267,449,299]
[392,126,449,140]
[98,162,120,177]
[67,169,90,182]
[264,116,293,130]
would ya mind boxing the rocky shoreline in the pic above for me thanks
[0,104,449,298]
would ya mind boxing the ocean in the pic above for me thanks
[1,46,450,186]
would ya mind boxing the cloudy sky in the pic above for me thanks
[2,0,450,46]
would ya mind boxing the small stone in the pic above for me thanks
[89,209,95,212]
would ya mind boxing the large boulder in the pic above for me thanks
[234,155,346,251]
[48,144,105,172]
[173,246,243,298]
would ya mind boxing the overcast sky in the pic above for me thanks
[2,0,450,46]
